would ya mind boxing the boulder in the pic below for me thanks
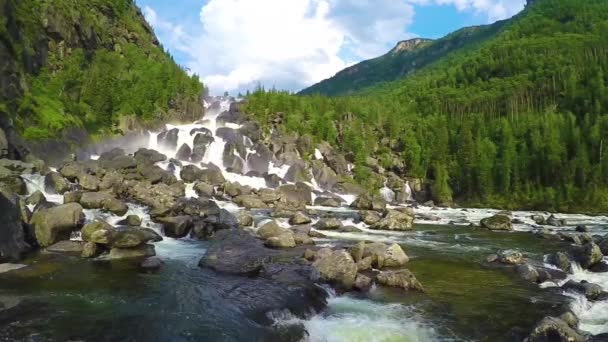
[289,212,312,225]
[157,128,180,150]
[293,232,314,245]
[223,182,252,197]
[313,197,342,208]
[112,227,162,248]
[180,165,203,183]
[315,217,343,230]
[78,173,99,191]
[0,173,26,195]
[548,252,572,273]
[526,317,585,342]
[0,192,30,261]
[104,198,129,216]
[234,195,268,209]
[265,232,296,249]
[354,274,373,291]
[134,148,167,164]
[137,163,167,184]
[516,264,540,283]
[562,280,603,300]
[496,250,524,265]
[175,144,192,161]
[376,270,424,291]
[108,244,156,260]
[141,256,163,270]
[81,241,100,258]
[25,190,46,207]
[480,214,513,231]
[194,182,215,198]
[356,256,373,271]
[257,220,285,239]
[126,215,142,226]
[237,212,254,227]
[311,161,338,190]
[531,214,546,225]
[81,221,115,244]
[359,210,381,225]
[31,203,84,247]
[371,210,414,231]
[350,193,387,211]
[44,172,71,194]
[278,183,312,206]
[312,249,358,290]
[547,215,566,227]
[157,216,193,238]
[284,163,312,183]
[199,167,226,186]
[363,242,409,268]
[575,242,604,269]
[45,240,84,255]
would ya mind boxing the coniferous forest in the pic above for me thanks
[244,0,608,213]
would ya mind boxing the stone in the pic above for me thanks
[81,241,100,258]
[194,182,215,198]
[44,172,71,194]
[354,274,373,291]
[575,242,604,269]
[359,211,381,225]
[315,217,343,230]
[223,182,252,197]
[278,182,312,206]
[562,280,603,300]
[234,195,268,209]
[257,220,285,239]
[108,244,156,260]
[199,166,226,186]
[265,232,296,248]
[371,210,414,231]
[237,212,254,227]
[112,227,161,248]
[350,193,387,211]
[104,198,128,216]
[293,232,314,245]
[576,225,589,233]
[363,242,409,268]
[63,191,82,203]
[313,197,342,207]
[376,270,424,291]
[141,256,163,270]
[134,148,167,164]
[25,190,46,206]
[0,192,30,262]
[340,225,362,233]
[78,173,99,191]
[31,203,84,247]
[480,214,513,231]
[126,215,142,226]
[157,216,193,238]
[175,143,192,161]
[180,165,203,183]
[289,212,312,225]
[45,240,84,255]
[526,317,585,342]
[497,250,524,265]
[349,241,366,262]
[356,256,373,271]
[516,264,540,283]
[312,249,358,290]
[81,221,115,244]
[548,252,572,273]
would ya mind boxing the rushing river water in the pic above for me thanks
[2,97,608,341]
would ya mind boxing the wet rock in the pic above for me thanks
[360,210,381,225]
[480,214,513,231]
[158,216,193,238]
[531,214,546,225]
[548,252,572,273]
[104,197,128,216]
[194,182,215,198]
[199,166,226,185]
[257,220,285,239]
[45,240,84,255]
[313,197,342,207]
[265,232,296,249]
[315,217,343,230]
[238,212,254,227]
[376,270,424,292]
[126,215,142,226]
[157,128,180,150]
[547,215,566,227]
[234,194,268,209]
[278,182,312,206]
[356,256,373,271]
[100,155,138,171]
[526,316,585,342]
[81,241,100,258]
[81,221,115,244]
[313,249,358,290]
[0,173,26,195]
[264,173,282,188]
[562,280,603,300]
[108,244,156,260]
[284,163,312,183]
[199,229,272,275]
[497,250,524,265]
[180,165,203,183]
[134,148,167,164]
[257,188,282,204]
[176,143,192,161]
[223,182,252,197]
[340,225,362,233]
[293,232,314,245]
[354,274,373,291]
[311,161,338,190]
[25,190,46,207]
[191,133,214,162]
[574,242,604,269]
[112,227,162,248]
[31,203,84,247]
[371,210,414,231]
[363,242,409,268]
[78,173,99,191]
[576,225,589,233]
[289,212,312,225]
[137,163,167,184]
[44,172,71,194]
[589,261,608,273]
[516,264,540,283]
[127,181,185,214]
[350,193,387,211]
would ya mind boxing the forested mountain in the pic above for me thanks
[0,0,204,142]
[244,0,608,213]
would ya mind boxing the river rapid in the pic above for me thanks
[2,97,608,341]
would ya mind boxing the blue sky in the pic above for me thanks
[136,0,526,94]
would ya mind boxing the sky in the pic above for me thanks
[136,0,526,94]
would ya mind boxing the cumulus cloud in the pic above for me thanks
[143,0,526,94]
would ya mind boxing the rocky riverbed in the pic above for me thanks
[2,97,608,341]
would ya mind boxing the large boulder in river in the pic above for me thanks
[31,203,84,247]
[574,242,604,269]
[134,148,167,164]
[315,217,343,230]
[526,316,585,342]
[157,216,193,238]
[265,232,296,249]
[199,165,226,185]
[81,220,115,244]
[376,270,424,292]
[371,210,414,231]
[0,192,30,261]
[257,220,285,239]
[314,197,342,208]
[278,182,312,206]
[157,128,180,150]
[312,249,358,290]
[350,193,387,211]
[562,280,603,300]
[480,214,513,231]
[108,244,156,260]
[44,172,71,194]
[361,242,409,268]
[234,195,268,209]
[284,163,312,183]
[311,160,338,190]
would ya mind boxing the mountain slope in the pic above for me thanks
[245,0,608,213]
[0,0,204,143]
[299,20,509,96]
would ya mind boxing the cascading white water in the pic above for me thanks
[380,181,395,203]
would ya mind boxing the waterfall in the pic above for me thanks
[380,181,395,203]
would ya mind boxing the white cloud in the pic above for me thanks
[143,0,525,94]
